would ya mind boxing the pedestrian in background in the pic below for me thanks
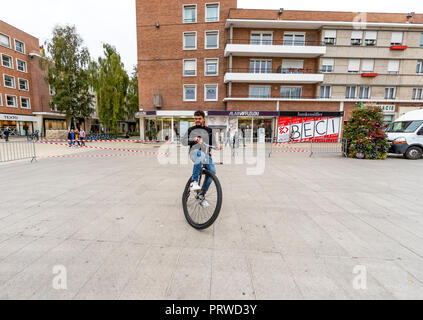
[4,127,10,142]
[75,129,81,147]
[225,129,231,147]
[79,127,86,146]
[68,129,75,147]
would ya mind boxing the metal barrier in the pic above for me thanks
[309,139,344,157]
[0,140,37,163]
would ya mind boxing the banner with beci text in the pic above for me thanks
[277,117,342,143]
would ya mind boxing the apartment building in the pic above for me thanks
[0,20,70,137]
[0,20,67,137]
[136,1,423,141]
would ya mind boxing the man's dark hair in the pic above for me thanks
[194,110,206,119]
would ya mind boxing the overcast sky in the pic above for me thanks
[1,0,422,72]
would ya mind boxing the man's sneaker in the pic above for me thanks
[190,181,201,192]
[198,194,210,208]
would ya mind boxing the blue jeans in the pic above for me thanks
[190,149,216,196]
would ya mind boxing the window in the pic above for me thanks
[320,86,331,99]
[205,3,219,22]
[205,58,218,76]
[250,59,272,73]
[283,33,305,46]
[412,88,423,100]
[388,60,400,74]
[280,87,302,99]
[387,120,423,133]
[20,97,31,109]
[417,61,423,74]
[359,86,371,99]
[183,32,197,50]
[322,58,334,73]
[0,33,11,48]
[205,31,219,49]
[362,59,374,72]
[324,30,336,45]
[0,94,2,106]
[183,59,196,76]
[19,79,29,91]
[348,59,360,73]
[1,54,13,68]
[420,33,423,47]
[249,85,271,98]
[14,39,25,54]
[281,60,304,74]
[17,59,27,72]
[346,86,357,99]
[183,85,197,101]
[183,5,197,23]
[6,95,18,107]
[250,32,273,45]
[49,85,55,96]
[365,31,377,46]
[391,32,403,45]
[4,75,16,88]
[385,87,396,99]
[204,84,218,101]
[351,31,363,46]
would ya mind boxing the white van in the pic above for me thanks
[386,109,423,160]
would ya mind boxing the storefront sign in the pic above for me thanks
[135,111,157,117]
[380,105,395,114]
[279,111,344,118]
[0,114,37,122]
[277,116,342,143]
[208,111,279,117]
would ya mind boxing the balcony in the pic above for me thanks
[390,45,408,50]
[225,39,327,58]
[361,73,379,77]
[224,68,324,84]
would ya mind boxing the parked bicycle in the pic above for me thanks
[27,130,40,142]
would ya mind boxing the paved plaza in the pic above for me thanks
[0,142,423,300]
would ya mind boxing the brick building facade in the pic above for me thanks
[136,1,423,142]
[0,20,68,137]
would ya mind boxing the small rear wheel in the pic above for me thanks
[405,146,423,160]
[182,170,223,230]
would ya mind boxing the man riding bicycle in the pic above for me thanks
[182,111,222,208]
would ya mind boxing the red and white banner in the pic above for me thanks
[277,117,341,143]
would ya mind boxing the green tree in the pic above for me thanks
[41,25,94,128]
[343,106,390,160]
[125,65,139,121]
[90,44,129,135]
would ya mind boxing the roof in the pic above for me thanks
[228,9,423,24]
[396,109,423,122]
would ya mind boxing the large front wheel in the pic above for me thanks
[182,170,223,230]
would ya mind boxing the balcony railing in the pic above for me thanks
[227,68,317,74]
[224,68,325,84]
[227,39,327,46]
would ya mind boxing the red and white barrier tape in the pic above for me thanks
[271,149,309,153]
[39,139,155,143]
[45,153,140,159]
[36,140,169,156]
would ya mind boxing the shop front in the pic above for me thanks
[276,111,345,143]
[136,110,344,143]
[0,113,38,137]
[137,111,196,142]
[208,111,278,143]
